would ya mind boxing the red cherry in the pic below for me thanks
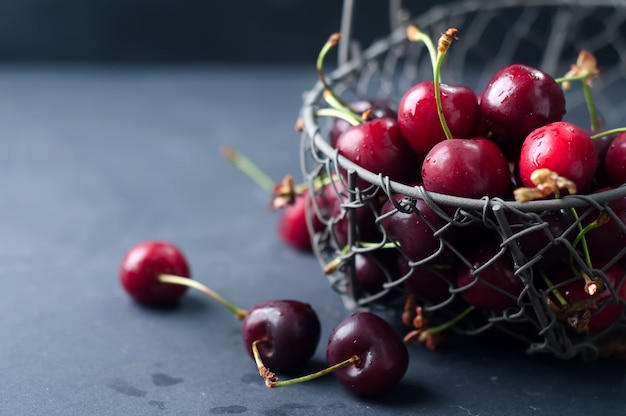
[480,63,566,153]
[335,117,416,188]
[277,191,315,252]
[421,137,511,199]
[518,121,598,193]
[120,240,191,306]
[397,80,479,157]
[604,132,626,187]
[329,98,397,147]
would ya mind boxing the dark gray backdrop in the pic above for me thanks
[0,1,445,63]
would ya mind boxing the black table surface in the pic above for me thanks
[1,64,625,416]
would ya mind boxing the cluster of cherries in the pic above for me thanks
[265,27,626,349]
[118,240,409,396]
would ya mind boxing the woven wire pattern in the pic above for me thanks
[299,0,626,359]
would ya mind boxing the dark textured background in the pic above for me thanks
[0,0,449,63]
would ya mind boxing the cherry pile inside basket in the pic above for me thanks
[117,26,626,399]
[301,26,626,357]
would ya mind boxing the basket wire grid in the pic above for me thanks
[299,0,626,359]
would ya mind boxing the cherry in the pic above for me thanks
[518,121,599,194]
[277,190,315,252]
[120,240,192,306]
[509,209,575,270]
[119,241,321,375]
[547,263,626,334]
[325,312,408,396]
[221,145,318,252]
[379,193,452,262]
[242,300,321,374]
[456,241,525,312]
[398,258,452,304]
[604,132,626,187]
[334,116,416,188]
[329,98,397,147]
[479,63,566,153]
[397,80,480,157]
[421,137,512,199]
[313,181,381,249]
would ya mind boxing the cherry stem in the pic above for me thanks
[220,145,275,193]
[406,25,456,140]
[158,274,248,320]
[316,33,353,113]
[425,305,474,335]
[315,107,362,126]
[569,207,593,270]
[555,73,600,131]
[540,271,568,307]
[221,145,311,198]
[252,339,360,388]
[591,127,626,140]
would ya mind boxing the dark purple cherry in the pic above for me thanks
[421,137,511,199]
[604,132,626,187]
[480,63,566,152]
[399,259,452,304]
[335,117,415,188]
[242,300,321,374]
[379,193,452,262]
[314,182,381,248]
[456,242,525,311]
[326,312,408,396]
[330,98,397,147]
[120,240,191,306]
[397,80,480,157]
[510,209,575,270]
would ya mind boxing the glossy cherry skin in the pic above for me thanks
[330,98,397,147]
[604,132,626,187]
[119,240,191,306]
[379,193,452,262]
[519,121,598,193]
[397,80,479,157]
[480,63,566,151]
[241,300,321,374]
[277,192,314,252]
[456,242,525,311]
[335,117,415,188]
[326,312,408,396]
[421,138,511,199]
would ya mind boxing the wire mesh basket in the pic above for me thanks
[298,0,626,360]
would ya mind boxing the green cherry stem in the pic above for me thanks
[591,127,626,140]
[221,144,276,193]
[540,271,568,307]
[407,25,457,139]
[158,274,248,320]
[316,33,354,113]
[555,73,600,131]
[252,339,360,388]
